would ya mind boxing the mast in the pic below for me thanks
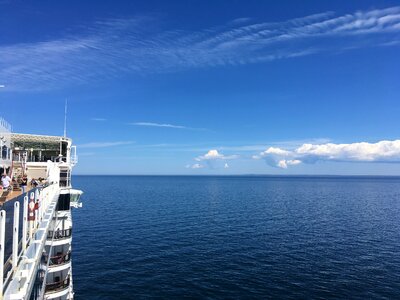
[64,99,68,138]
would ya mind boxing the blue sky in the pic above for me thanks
[1,0,400,175]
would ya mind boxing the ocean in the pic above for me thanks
[71,176,400,299]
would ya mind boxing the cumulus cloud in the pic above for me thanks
[195,149,238,161]
[190,150,238,169]
[277,159,302,169]
[255,140,400,168]
[261,147,291,156]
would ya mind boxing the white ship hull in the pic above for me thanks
[0,130,82,300]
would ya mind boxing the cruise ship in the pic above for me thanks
[0,117,82,299]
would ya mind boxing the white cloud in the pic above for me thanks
[295,140,400,161]
[265,147,291,156]
[186,163,204,169]
[277,159,302,169]
[195,149,238,161]
[2,6,400,90]
[252,146,291,159]
[91,118,107,121]
[255,140,400,168]
[79,141,134,148]
[131,122,187,129]
[224,163,229,169]
[130,122,206,131]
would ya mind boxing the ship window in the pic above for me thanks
[61,142,68,162]
[57,194,70,211]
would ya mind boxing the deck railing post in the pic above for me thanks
[22,196,28,251]
[0,210,6,299]
[39,190,43,220]
[29,192,34,240]
[12,202,20,270]
[35,189,39,225]
[34,189,38,229]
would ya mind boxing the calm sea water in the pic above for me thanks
[71,176,400,299]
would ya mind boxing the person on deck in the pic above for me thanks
[1,173,12,191]
[31,178,38,187]
[20,176,28,193]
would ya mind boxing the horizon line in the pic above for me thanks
[72,174,400,177]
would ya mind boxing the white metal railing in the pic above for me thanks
[1,184,59,299]
[13,154,63,164]
[0,210,5,299]
[0,118,11,133]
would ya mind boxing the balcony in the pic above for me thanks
[45,276,70,294]
[48,251,71,266]
[47,228,72,240]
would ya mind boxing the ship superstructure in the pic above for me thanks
[0,119,82,300]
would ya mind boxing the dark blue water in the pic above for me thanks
[71,176,400,299]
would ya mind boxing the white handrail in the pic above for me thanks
[0,210,6,299]
[22,196,28,252]
[12,202,19,270]
[3,184,59,299]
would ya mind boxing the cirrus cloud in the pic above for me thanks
[2,6,400,90]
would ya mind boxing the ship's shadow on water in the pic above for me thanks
[71,176,400,299]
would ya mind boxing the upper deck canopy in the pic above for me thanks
[11,133,71,149]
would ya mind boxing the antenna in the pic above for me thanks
[64,99,68,137]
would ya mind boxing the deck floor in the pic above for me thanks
[3,185,34,202]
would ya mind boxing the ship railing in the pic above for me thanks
[12,156,65,163]
[2,183,60,298]
[47,251,71,266]
[47,228,72,240]
[1,188,40,282]
[45,275,70,293]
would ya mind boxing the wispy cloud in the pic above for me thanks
[130,122,205,130]
[254,140,400,168]
[186,163,204,169]
[130,122,187,129]
[78,141,134,148]
[90,118,107,121]
[1,6,400,90]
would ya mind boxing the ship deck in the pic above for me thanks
[0,185,34,205]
